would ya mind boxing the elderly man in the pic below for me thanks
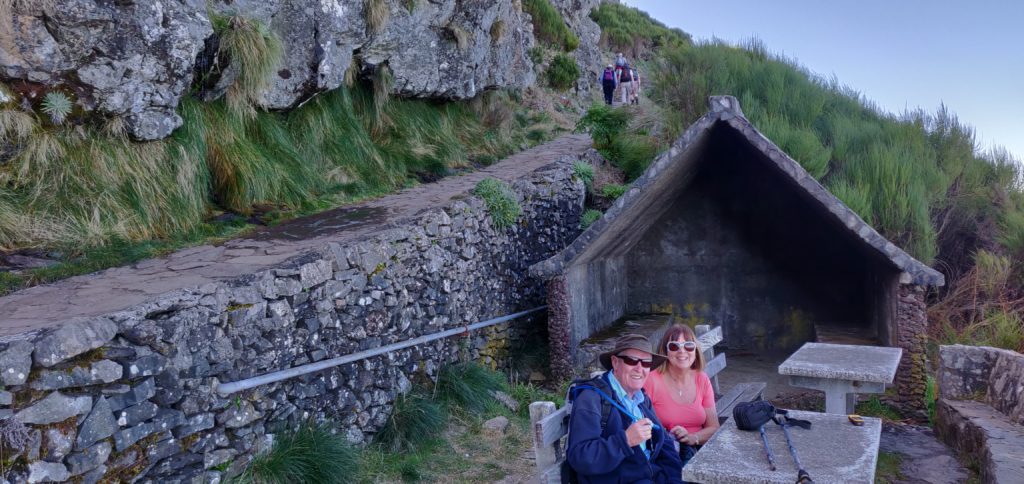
[566,334,683,483]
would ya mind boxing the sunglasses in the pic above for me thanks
[615,354,655,369]
[667,341,697,353]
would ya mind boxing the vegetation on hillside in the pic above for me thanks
[589,3,690,56]
[594,5,1024,352]
[231,362,560,482]
[523,0,579,52]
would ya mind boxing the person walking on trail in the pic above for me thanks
[600,64,617,105]
[615,52,627,69]
[629,67,641,105]
[619,64,635,105]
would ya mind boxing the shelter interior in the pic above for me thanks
[567,122,905,363]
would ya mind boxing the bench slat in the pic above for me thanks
[537,405,570,447]
[695,325,722,353]
[704,353,726,380]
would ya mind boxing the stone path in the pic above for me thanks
[880,423,970,483]
[0,134,592,338]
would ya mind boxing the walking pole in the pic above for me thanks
[758,425,776,471]
[776,419,813,484]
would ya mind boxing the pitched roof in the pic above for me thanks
[530,96,945,286]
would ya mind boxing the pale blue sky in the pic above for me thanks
[622,0,1023,161]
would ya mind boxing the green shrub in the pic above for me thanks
[527,46,545,66]
[473,178,521,228]
[600,183,627,200]
[854,396,902,421]
[434,362,505,413]
[546,53,580,91]
[580,209,602,229]
[575,103,630,148]
[572,161,594,190]
[522,0,579,52]
[606,134,659,181]
[377,393,447,452]
[234,423,359,484]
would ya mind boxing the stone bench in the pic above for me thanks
[934,345,1024,483]
[529,325,766,483]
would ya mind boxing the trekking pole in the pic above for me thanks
[758,425,776,471]
[776,419,813,484]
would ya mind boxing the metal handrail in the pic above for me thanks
[215,305,547,395]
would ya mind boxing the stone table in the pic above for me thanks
[778,343,902,414]
[683,410,882,484]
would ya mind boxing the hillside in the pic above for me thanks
[589,2,1024,353]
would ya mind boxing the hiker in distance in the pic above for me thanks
[600,64,617,105]
[618,63,636,105]
[644,324,721,470]
[565,334,684,483]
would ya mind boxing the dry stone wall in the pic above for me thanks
[0,163,584,483]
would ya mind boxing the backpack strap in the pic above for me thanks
[571,385,661,430]
[773,409,812,429]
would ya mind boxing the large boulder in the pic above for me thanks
[1,0,212,140]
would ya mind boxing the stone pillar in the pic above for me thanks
[546,275,573,382]
[893,284,929,419]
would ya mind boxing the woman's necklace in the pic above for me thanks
[667,370,689,397]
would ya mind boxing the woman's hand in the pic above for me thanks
[683,433,700,446]
[670,425,688,442]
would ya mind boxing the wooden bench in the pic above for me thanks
[529,325,766,482]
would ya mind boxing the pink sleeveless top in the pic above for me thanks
[643,370,714,434]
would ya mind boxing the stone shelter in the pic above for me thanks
[531,96,944,413]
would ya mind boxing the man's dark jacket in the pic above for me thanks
[566,372,684,483]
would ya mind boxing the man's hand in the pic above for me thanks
[625,418,654,447]
[670,425,688,442]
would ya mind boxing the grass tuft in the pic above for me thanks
[435,362,506,413]
[447,24,471,51]
[473,178,521,228]
[366,0,390,34]
[580,209,601,229]
[377,393,447,452]
[234,423,359,484]
[572,161,594,190]
[600,183,627,200]
[489,20,505,43]
[216,15,283,119]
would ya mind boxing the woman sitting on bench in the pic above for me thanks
[644,324,721,468]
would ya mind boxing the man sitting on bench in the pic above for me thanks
[565,334,684,483]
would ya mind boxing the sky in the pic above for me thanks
[621,0,1024,162]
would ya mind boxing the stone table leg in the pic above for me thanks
[787,376,887,414]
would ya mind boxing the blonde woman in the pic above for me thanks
[643,324,720,468]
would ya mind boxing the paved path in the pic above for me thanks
[0,134,592,338]
[879,423,970,483]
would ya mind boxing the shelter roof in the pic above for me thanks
[530,96,945,287]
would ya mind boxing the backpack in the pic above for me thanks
[602,69,615,82]
[620,65,632,83]
[559,375,615,484]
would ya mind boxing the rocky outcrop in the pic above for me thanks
[1,0,212,140]
[550,0,603,93]
[2,0,537,140]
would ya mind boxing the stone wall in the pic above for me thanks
[0,164,584,483]
[891,285,929,418]
[934,345,1024,483]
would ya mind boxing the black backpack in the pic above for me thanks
[559,375,615,484]
[620,65,633,83]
